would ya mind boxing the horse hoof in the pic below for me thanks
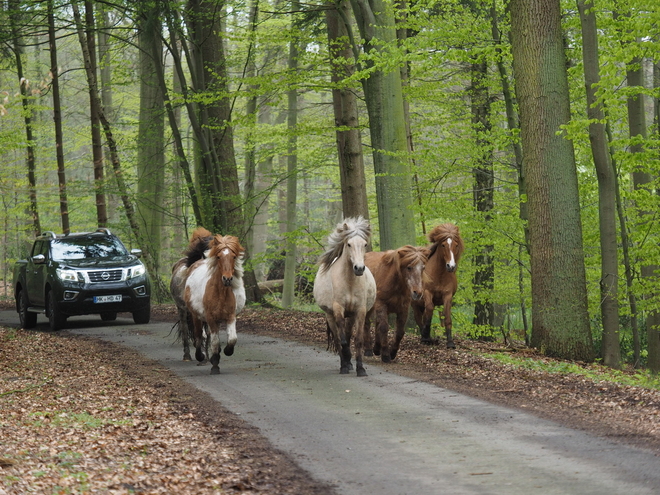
[364,349,373,357]
[183,354,192,361]
[381,354,391,364]
[373,347,381,356]
[224,346,234,356]
[195,350,206,362]
[357,368,367,377]
[340,367,350,374]
[390,350,398,361]
[210,367,220,375]
[447,341,456,349]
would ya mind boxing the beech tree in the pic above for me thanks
[510,0,594,361]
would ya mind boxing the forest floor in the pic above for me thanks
[2,302,660,494]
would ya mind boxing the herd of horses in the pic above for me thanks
[170,217,463,377]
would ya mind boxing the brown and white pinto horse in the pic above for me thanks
[363,245,429,362]
[412,223,464,349]
[184,234,246,374]
[170,227,212,361]
[313,217,376,377]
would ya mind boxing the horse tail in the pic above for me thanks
[184,233,212,267]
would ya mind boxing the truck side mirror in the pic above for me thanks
[32,254,46,264]
[130,249,142,258]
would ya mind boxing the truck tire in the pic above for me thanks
[46,291,66,331]
[132,305,150,324]
[17,289,37,329]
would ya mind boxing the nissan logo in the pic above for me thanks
[101,271,110,280]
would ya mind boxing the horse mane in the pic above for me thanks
[183,227,213,267]
[207,235,245,280]
[427,223,464,262]
[397,245,430,267]
[319,216,371,273]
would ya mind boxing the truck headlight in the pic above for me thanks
[129,265,146,278]
[56,268,79,282]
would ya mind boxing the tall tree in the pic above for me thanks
[509,0,594,361]
[136,1,165,275]
[326,0,369,219]
[8,0,40,235]
[350,0,416,249]
[82,0,107,228]
[47,0,69,234]
[282,1,299,308]
[186,0,242,235]
[577,0,620,367]
[469,55,495,335]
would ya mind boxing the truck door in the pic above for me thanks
[27,240,48,307]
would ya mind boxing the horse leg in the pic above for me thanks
[415,295,435,345]
[374,305,391,363]
[443,296,456,349]
[192,317,206,363]
[179,307,192,361]
[224,317,237,356]
[208,323,222,375]
[390,310,407,361]
[363,307,374,357]
[354,310,367,377]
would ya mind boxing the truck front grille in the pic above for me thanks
[87,269,123,283]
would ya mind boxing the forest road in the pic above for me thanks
[2,311,659,495]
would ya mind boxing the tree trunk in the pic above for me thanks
[624,50,660,372]
[326,0,369,220]
[577,0,620,368]
[97,5,118,225]
[510,0,594,361]
[470,59,495,335]
[350,0,416,249]
[9,0,40,235]
[82,1,107,228]
[47,0,69,235]
[282,8,299,308]
[136,3,165,276]
[186,0,242,235]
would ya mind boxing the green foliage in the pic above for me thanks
[485,351,660,391]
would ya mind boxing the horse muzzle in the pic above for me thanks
[222,276,233,286]
[446,264,456,273]
[353,265,365,276]
[411,291,424,301]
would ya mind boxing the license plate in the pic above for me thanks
[94,295,122,303]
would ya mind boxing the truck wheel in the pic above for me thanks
[132,305,150,324]
[46,291,66,331]
[17,289,37,329]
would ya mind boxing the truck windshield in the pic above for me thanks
[50,237,129,261]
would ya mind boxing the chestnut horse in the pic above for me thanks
[412,223,464,349]
[184,234,246,374]
[170,227,212,361]
[313,217,376,376]
[363,245,429,362]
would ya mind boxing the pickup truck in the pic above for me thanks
[14,228,151,331]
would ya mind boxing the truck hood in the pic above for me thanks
[59,256,141,270]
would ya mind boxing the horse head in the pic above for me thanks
[346,234,369,276]
[397,246,429,301]
[208,235,244,287]
[428,223,464,274]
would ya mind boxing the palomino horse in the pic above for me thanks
[170,227,212,361]
[313,217,376,376]
[412,223,464,349]
[184,234,246,374]
[364,245,429,362]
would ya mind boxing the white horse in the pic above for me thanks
[313,217,376,376]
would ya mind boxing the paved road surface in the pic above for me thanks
[2,311,659,495]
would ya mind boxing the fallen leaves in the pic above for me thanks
[0,326,329,494]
